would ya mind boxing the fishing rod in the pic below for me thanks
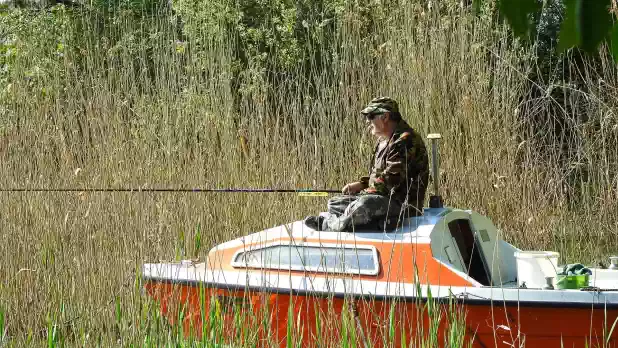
[0,187,340,195]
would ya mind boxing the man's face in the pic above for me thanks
[366,113,389,137]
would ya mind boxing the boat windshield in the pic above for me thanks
[232,244,379,275]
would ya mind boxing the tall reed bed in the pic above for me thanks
[0,0,617,345]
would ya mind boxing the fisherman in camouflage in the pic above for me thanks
[304,97,429,232]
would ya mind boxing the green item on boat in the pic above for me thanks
[556,263,592,289]
[556,274,589,289]
[559,263,592,276]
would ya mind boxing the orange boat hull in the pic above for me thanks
[145,280,618,347]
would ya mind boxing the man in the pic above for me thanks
[304,97,429,232]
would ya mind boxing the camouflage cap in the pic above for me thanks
[360,97,399,116]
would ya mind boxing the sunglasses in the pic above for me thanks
[365,112,385,121]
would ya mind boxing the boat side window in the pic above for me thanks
[232,244,379,275]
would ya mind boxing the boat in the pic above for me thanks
[142,134,618,347]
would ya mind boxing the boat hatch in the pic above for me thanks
[231,243,380,275]
[430,210,518,286]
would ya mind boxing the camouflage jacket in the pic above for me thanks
[359,120,429,208]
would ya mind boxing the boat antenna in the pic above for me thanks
[427,133,444,208]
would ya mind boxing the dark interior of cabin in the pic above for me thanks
[448,219,491,286]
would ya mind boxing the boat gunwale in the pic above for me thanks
[142,276,618,310]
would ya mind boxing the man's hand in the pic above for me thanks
[342,182,365,195]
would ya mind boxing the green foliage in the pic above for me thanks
[0,305,5,344]
[0,3,188,150]
[90,0,166,14]
[193,224,202,258]
[0,6,75,101]
[498,0,541,41]
[497,0,617,58]
[557,0,579,51]
[46,313,59,348]
[558,0,613,52]
[172,0,397,100]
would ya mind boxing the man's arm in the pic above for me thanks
[342,181,367,194]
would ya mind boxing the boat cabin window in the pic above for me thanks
[232,244,379,275]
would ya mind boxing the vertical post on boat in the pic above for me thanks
[427,133,444,208]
